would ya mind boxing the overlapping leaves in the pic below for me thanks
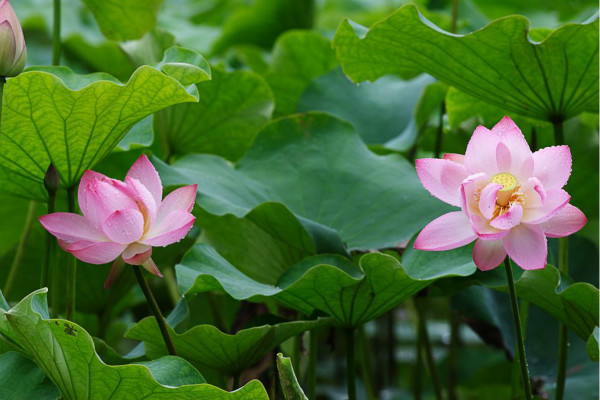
[333,4,599,121]
[156,112,447,250]
[0,48,209,200]
[0,289,269,399]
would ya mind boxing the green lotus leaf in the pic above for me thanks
[211,0,314,54]
[0,289,269,400]
[333,4,599,122]
[155,68,273,161]
[82,0,164,41]
[263,30,337,116]
[177,244,475,327]
[0,61,207,200]
[155,112,448,250]
[276,353,308,400]
[0,352,59,400]
[127,315,331,375]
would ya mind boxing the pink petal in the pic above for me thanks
[479,183,502,220]
[122,242,152,265]
[469,214,510,240]
[141,210,196,247]
[521,177,545,209]
[102,209,145,244]
[521,188,570,224]
[495,142,512,172]
[39,213,105,242]
[415,158,467,207]
[464,125,500,176]
[126,154,163,206]
[443,153,465,164]
[65,241,126,264]
[78,170,109,215]
[532,145,572,189]
[460,172,489,217]
[492,117,531,175]
[413,211,476,251]
[142,258,163,278]
[155,185,197,226]
[502,223,547,270]
[540,203,587,238]
[516,156,534,183]
[115,177,158,227]
[81,178,138,231]
[490,203,523,230]
[473,239,506,271]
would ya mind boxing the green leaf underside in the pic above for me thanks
[0,66,198,200]
[0,352,59,399]
[0,289,269,399]
[176,244,475,327]
[276,353,308,400]
[333,4,599,121]
[127,316,331,374]
[473,264,598,340]
[297,68,434,145]
[82,0,164,41]
[197,203,317,286]
[156,69,273,161]
[156,112,448,250]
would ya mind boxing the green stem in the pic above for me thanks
[346,328,357,400]
[434,102,445,159]
[357,325,377,400]
[451,0,459,33]
[0,76,5,133]
[413,316,424,400]
[3,201,37,298]
[232,373,240,390]
[552,119,564,146]
[448,312,459,400]
[133,265,177,356]
[307,329,317,400]
[555,238,569,400]
[416,297,444,400]
[65,187,77,321]
[41,191,56,288]
[504,257,533,400]
[52,0,61,65]
[552,119,569,400]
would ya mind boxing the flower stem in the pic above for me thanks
[357,325,377,400]
[552,119,569,400]
[434,102,445,159]
[504,257,533,400]
[448,312,460,400]
[65,187,77,321]
[52,0,61,65]
[307,329,317,400]
[413,318,424,400]
[41,191,56,288]
[0,76,5,132]
[345,328,357,400]
[133,265,177,356]
[555,237,569,400]
[3,201,37,298]
[416,297,444,400]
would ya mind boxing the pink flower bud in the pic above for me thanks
[0,0,26,77]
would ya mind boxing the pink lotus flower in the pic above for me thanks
[40,154,197,281]
[0,0,26,77]
[414,116,587,271]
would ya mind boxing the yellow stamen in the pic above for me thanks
[491,173,518,206]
